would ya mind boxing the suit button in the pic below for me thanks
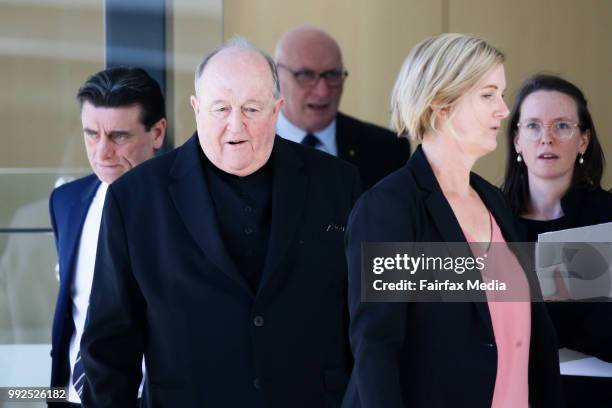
[485,343,495,348]
[253,316,264,327]
[244,227,254,235]
[253,378,261,389]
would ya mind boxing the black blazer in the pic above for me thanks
[336,112,410,191]
[343,145,563,408]
[521,185,612,361]
[80,135,361,408]
[519,186,612,407]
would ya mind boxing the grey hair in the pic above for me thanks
[194,36,280,99]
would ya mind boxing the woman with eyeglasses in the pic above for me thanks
[502,74,612,407]
[343,34,563,408]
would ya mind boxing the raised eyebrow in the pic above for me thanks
[83,127,97,134]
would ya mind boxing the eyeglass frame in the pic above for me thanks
[516,119,581,140]
[277,63,348,87]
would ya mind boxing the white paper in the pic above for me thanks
[559,348,612,377]
[536,222,612,298]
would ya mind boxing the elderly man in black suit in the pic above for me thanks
[275,25,410,190]
[80,38,360,408]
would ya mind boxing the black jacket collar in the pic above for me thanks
[168,133,307,297]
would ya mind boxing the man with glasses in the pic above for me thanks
[275,25,410,190]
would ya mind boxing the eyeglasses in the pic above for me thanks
[277,63,348,87]
[516,120,580,141]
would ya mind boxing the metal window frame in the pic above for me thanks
[105,0,173,151]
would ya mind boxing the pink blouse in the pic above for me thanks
[463,214,531,408]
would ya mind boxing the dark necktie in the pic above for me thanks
[73,350,85,397]
[301,133,321,149]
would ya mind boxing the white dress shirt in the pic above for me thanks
[66,183,146,403]
[66,182,107,402]
[276,111,338,156]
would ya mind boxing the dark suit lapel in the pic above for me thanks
[472,180,543,299]
[168,134,252,297]
[335,112,355,164]
[409,146,493,336]
[472,179,519,242]
[409,146,466,243]
[259,137,307,292]
[54,175,99,349]
[60,176,100,290]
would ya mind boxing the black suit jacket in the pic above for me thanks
[520,186,612,408]
[521,185,612,362]
[336,112,410,191]
[80,134,361,408]
[343,145,563,408]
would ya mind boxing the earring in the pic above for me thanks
[516,153,523,163]
[579,154,584,165]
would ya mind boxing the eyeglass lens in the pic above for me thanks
[520,121,576,140]
[295,69,345,86]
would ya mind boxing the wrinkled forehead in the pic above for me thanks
[198,48,275,102]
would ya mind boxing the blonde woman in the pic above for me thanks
[343,34,563,408]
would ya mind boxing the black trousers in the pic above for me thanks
[48,403,81,408]
[48,399,142,408]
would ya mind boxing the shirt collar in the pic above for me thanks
[96,181,109,201]
[276,111,337,156]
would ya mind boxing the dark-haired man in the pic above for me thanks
[49,67,166,407]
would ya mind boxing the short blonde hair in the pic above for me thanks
[390,33,505,140]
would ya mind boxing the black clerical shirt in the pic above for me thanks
[201,152,273,292]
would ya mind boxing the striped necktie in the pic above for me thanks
[73,350,86,397]
[301,133,321,148]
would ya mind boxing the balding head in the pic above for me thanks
[190,39,283,176]
[195,37,280,100]
[275,25,342,64]
[275,26,346,132]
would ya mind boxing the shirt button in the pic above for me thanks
[244,227,253,235]
[516,340,523,348]
[253,378,261,389]
[253,316,264,327]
